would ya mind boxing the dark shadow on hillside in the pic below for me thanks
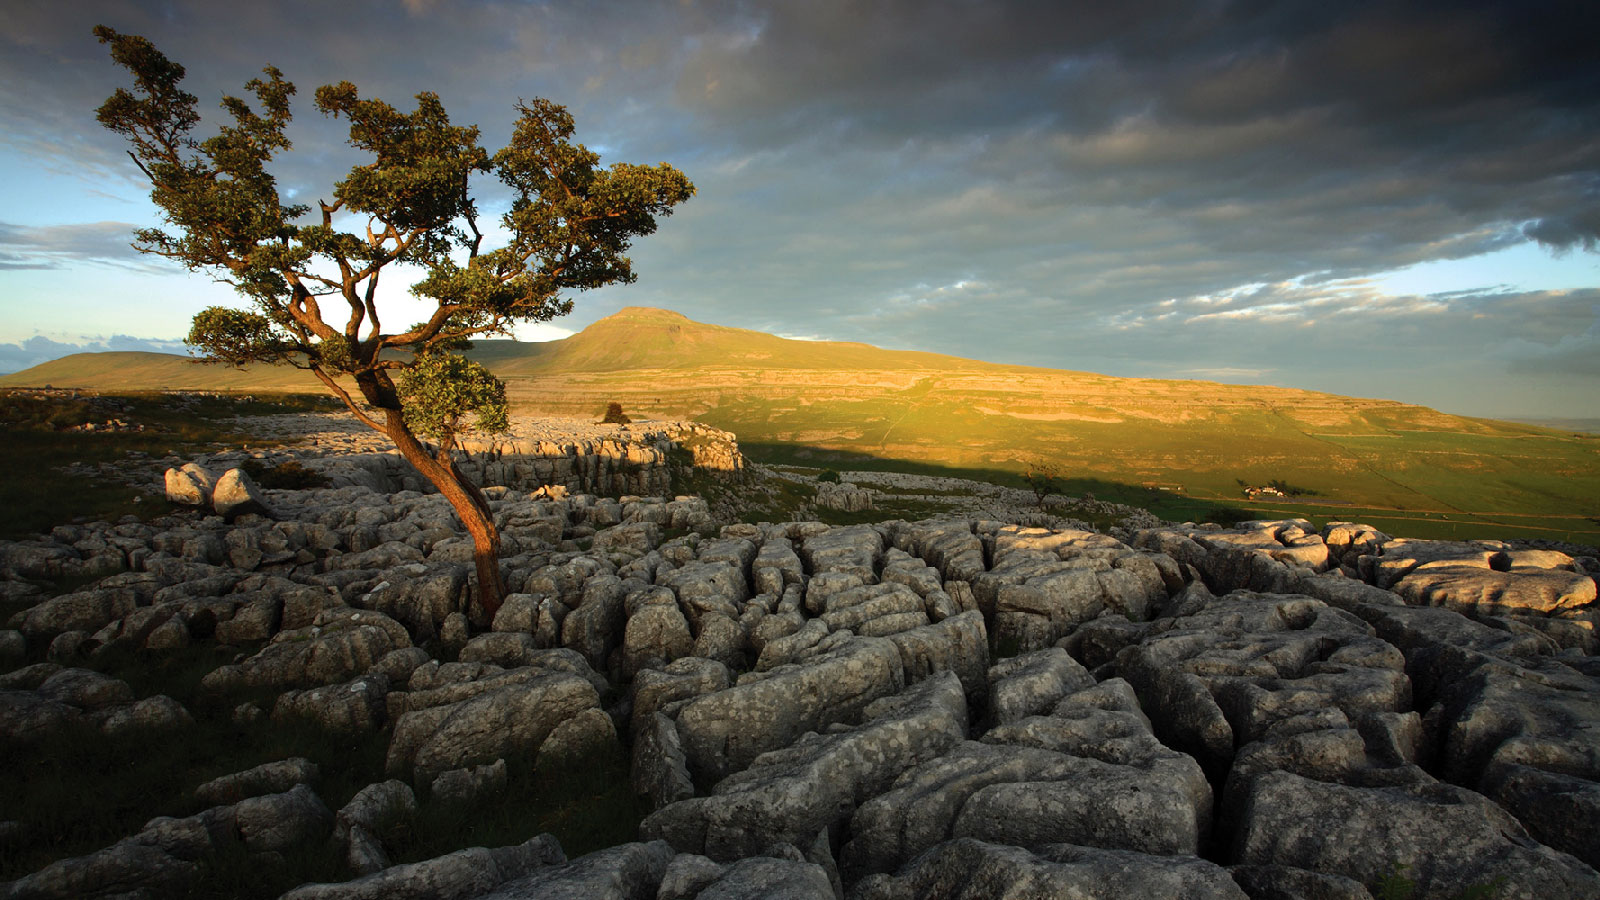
[740,441,1246,525]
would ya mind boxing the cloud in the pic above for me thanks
[0,333,189,374]
[3,1,1599,416]
[0,221,168,271]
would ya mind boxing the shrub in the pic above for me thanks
[601,402,631,424]
[239,459,330,490]
[817,469,841,483]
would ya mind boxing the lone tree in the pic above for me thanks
[95,27,693,616]
[1022,465,1064,509]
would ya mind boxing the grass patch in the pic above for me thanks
[0,391,334,540]
[389,742,647,865]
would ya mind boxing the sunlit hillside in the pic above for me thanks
[5,307,1597,543]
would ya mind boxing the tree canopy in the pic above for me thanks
[95,26,694,614]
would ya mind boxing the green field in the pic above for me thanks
[5,307,1596,544]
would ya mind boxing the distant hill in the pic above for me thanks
[5,306,1597,543]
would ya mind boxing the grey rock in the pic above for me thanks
[886,610,989,701]
[164,463,214,507]
[37,667,133,709]
[985,647,1094,728]
[0,808,219,898]
[819,583,927,635]
[195,757,320,806]
[478,839,674,899]
[663,855,837,900]
[491,593,540,633]
[0,662,61,691]
[799,525,883,582]
[98,694,193,737]
[213,467,275,520]
[369,647,432,688]
[536,707,619,772]
[0,690,83,740]
[674,636,905,782]
[660,562,750,628]
[430,758,507,805]
[0,629,23,668]
[234,783,334,852]
[642,673,968,861]
[622,587,695,678]
[201,608,411,693]
[629,657,732,740]
[1394,564,1596,616]
[16,588,138,641]
[591,521,662,556]
[273,674,389,734]
[278,833,565,900]
[386,670,600,782]
[691,612,748,671]
[906,520,987,584]
[844,679,1211,878]
[214,594,283,644]
[1236,770,1600,898]
[561,574,626,672]
[1432,657,1600,869]
[850,838,1249,900]
[1229,864,1376,900]
[1116,592,1407,776]
[634,710,695,809]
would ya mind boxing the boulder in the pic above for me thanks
[844,678,1211,878]
[273,674,389,734]
[673,636,906,782]
[234,783,334,852]
[195,757,320,806]
[622,587,695,678]
[642,673,967,861]
[386,670,601,782]
[1236,770,1600,897]
[984,647,1095,728]
[201,608,411,693]
[213,467,275,520]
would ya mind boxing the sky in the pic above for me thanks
[1,0,1598,419]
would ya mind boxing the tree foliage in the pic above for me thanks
[95,26,693,613]
[601,402,631,425]
[1022,465,1064,508]
[399,353,510,450]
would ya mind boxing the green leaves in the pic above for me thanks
[316,83,488,239]
[397,352,509,448]
[99,28,692,419]
[187,307,294,367]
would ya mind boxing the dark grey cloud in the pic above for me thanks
[1,0,1598,415]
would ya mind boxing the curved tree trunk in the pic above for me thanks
[381,411,507,617]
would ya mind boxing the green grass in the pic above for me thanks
[6,308,1597,546]
[0,391,335,540]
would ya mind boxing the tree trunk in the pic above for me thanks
[381,411,508,617]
